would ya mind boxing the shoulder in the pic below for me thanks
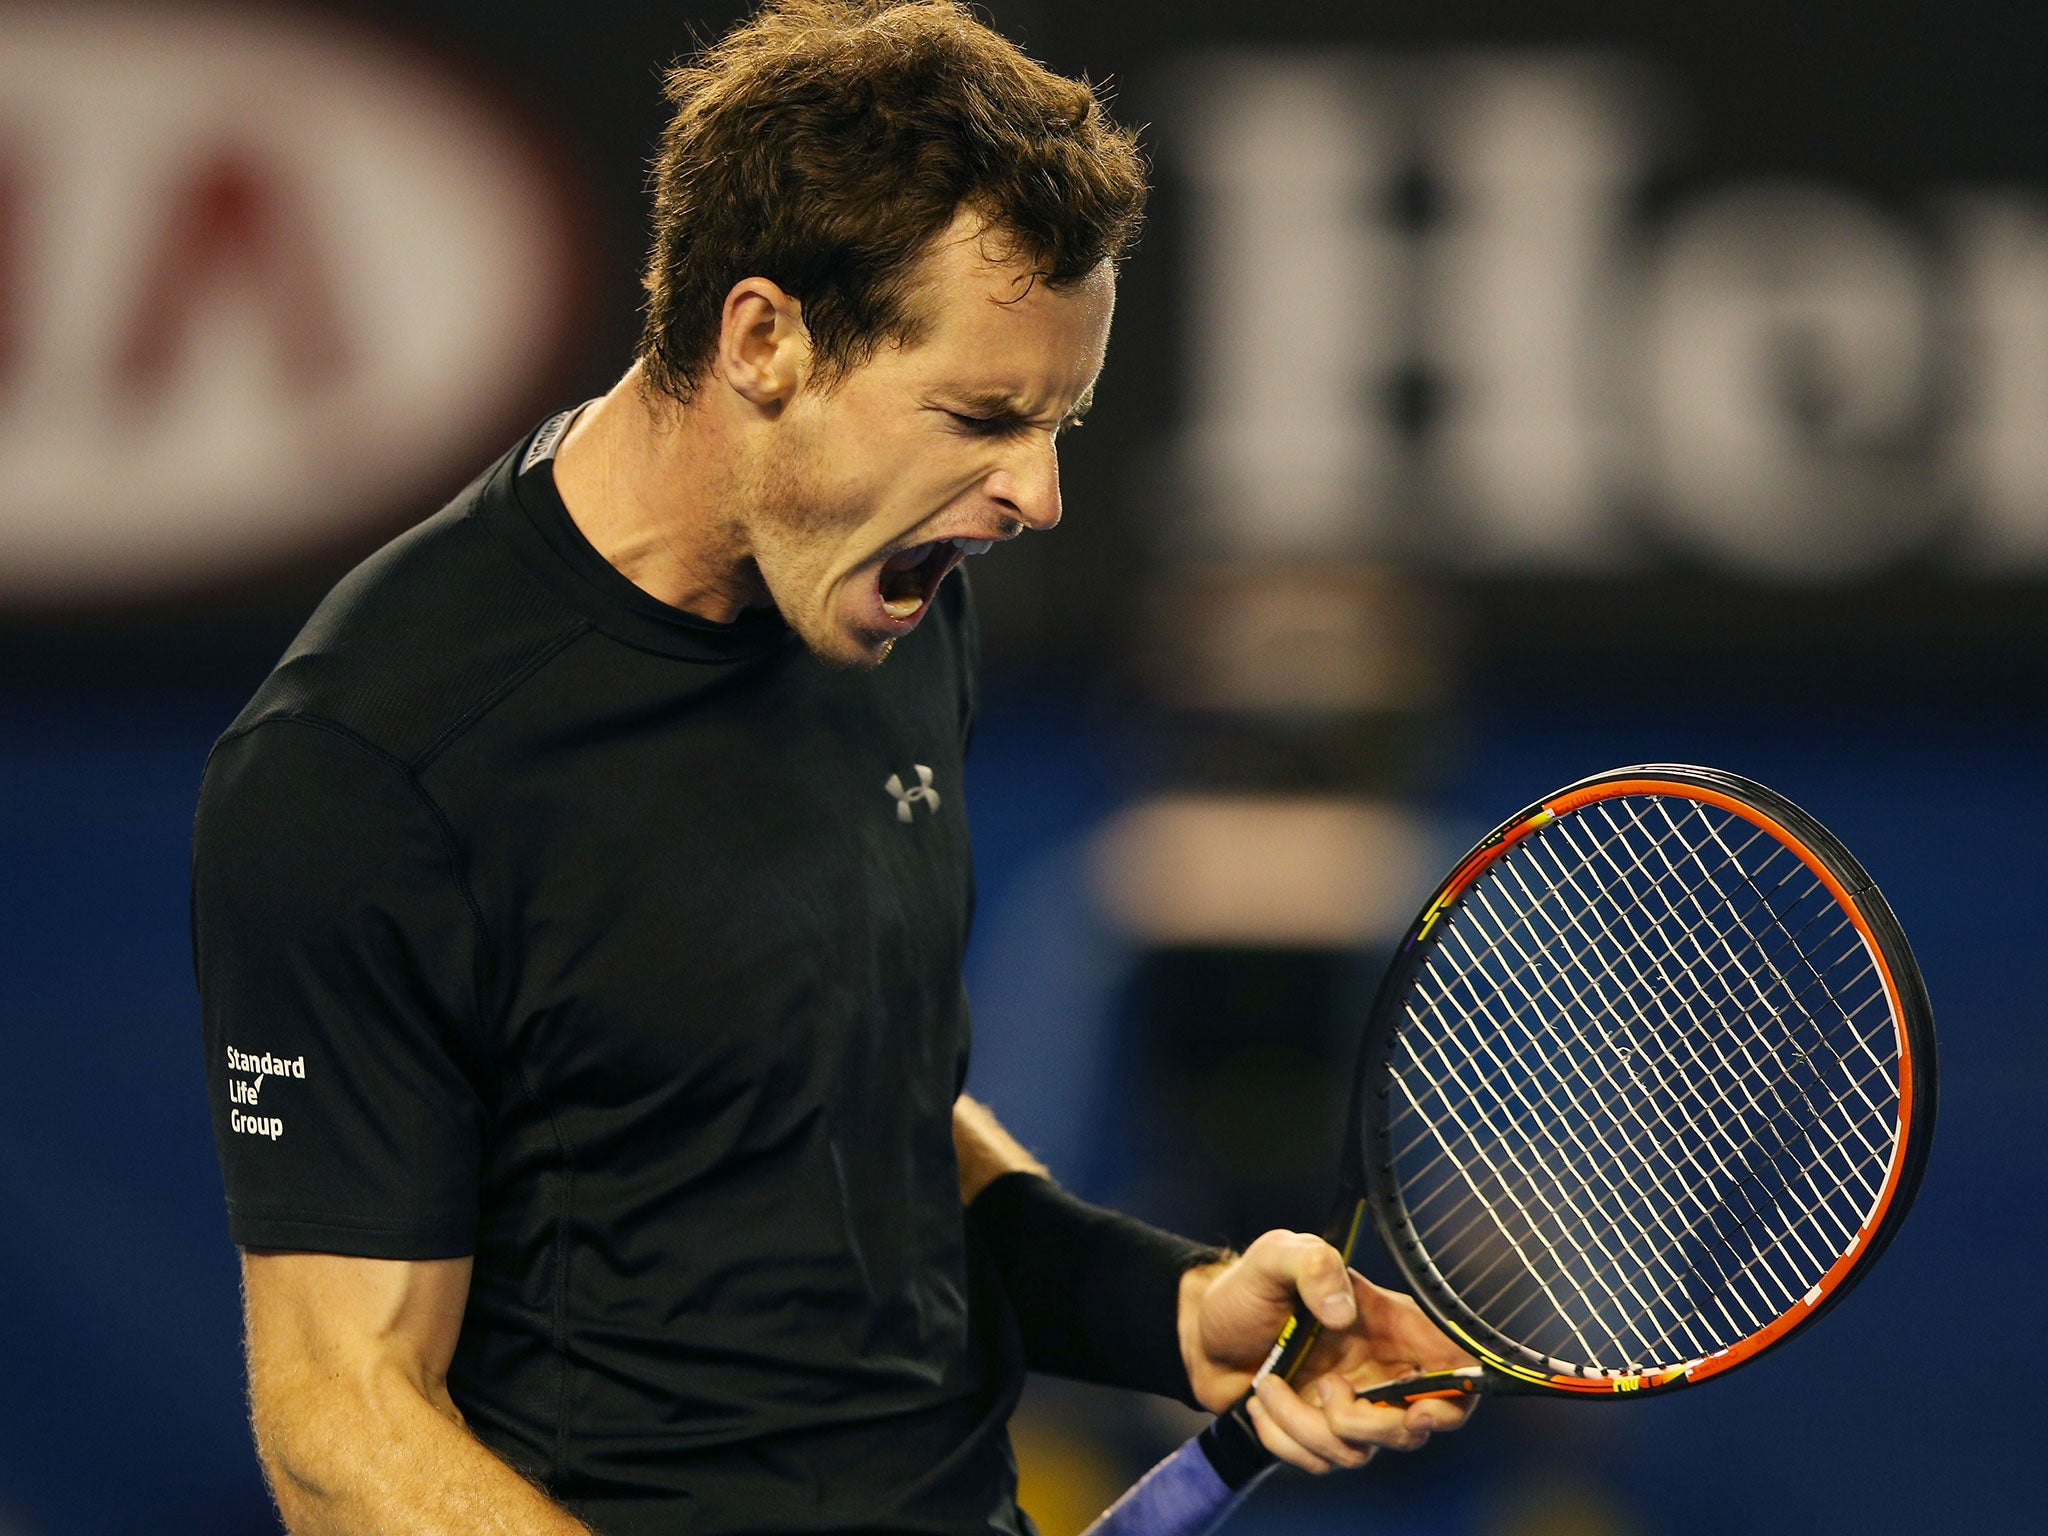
[194,712,457,922]
[222,446,590,770]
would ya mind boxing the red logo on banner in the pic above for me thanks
[116,149,352,401]
[0,3,586,605]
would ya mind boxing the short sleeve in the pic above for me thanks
[193,717,486,1257]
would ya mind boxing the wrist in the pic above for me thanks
[1177,1253,1235,1412]
[969,1173,1223,1404]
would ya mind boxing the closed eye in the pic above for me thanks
[945,410,1030,438]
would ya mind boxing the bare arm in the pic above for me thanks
[241,1250,593,1536]
[952,1093,1047,1203]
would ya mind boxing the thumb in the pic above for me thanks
[1245,1230,1358,1331]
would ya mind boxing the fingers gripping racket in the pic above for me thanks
[1084,765,1936,1536]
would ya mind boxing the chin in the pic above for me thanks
[802,621,896,671]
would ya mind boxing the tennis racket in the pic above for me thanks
[1083,764,1936,1536]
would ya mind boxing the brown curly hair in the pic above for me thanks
[636,0,1146,402]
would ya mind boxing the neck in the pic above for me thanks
[551,364,767,621]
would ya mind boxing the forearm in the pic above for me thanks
[954,1095,1224,1400]
[254,1360,592,1536]
[968,1171,1222,1403]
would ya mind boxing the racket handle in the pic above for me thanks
[1078,1419,1277,1536]
[1354,1366,1487,1407]
[1080,1365,1488,1535]
[1080,1289,1333,1536]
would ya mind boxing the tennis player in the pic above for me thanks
[192,4,1472,1532]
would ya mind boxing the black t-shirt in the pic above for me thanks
[193,412,1028,1536]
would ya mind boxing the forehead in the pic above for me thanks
[895,216,1116,386]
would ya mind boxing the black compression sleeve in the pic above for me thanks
[966,1172,1226,1408]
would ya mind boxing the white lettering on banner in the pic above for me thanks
[1952,196,2048,567]
[0,3,581,604]
[1418,57,1646,568]
[1170,59,1408,555]
[1647,184,1935,577]
[224,1045,305,1142]
[1164,51,2048,579]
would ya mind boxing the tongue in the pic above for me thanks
[879,542,933,619]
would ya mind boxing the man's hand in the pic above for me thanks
[1178,1230,1478,1474]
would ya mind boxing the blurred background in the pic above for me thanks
[1,0,2041,1532]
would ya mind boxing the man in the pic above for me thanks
[193,3,1473,1532]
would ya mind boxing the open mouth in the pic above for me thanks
[876,536,991,623]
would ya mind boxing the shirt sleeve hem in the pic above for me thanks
[227,1212,477,1260]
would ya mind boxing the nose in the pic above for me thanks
[984,434,1062,533]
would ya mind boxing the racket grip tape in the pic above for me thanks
[1078,1429,1276,1536]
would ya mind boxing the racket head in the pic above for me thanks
[1345,764,1935,1399]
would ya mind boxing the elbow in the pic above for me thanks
[248,1356,420,1534]
[250,1396,337,1535]
[249,1351,464,1532]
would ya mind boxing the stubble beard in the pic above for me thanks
[739,429,892,671]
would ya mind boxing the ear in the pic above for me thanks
[715,277,809,409]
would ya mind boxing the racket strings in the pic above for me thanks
[1423,818,1889,1364]
[1555,800,1899,1287]
[1425,811,1900,1368]
[1405,819,1885,1241]
[1401,974,1842,1362]
[1384,794,1901,1376]
[1534,806,1896,1255]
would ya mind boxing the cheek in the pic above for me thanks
[850,440,990,534]
[782,409,999,568]
[915,427,1015,500]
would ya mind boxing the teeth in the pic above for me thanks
[881,594,922,619]
[952,538,993,556]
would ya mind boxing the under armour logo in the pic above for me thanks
[885,765,941,823]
